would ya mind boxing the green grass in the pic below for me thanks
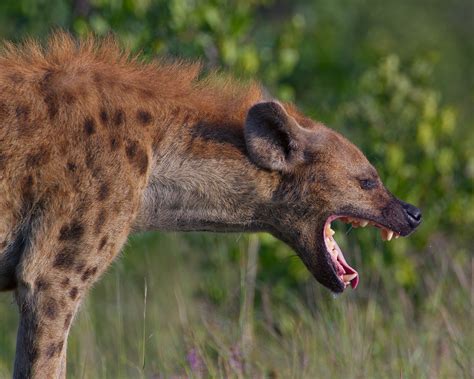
[0,232,472,378]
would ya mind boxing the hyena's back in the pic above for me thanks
[0,44,154,291]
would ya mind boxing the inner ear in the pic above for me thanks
[244,101,306,172]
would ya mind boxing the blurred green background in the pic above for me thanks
[0,0,472,378]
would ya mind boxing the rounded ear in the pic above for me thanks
[244,101,307,172]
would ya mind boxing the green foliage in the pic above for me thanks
[0,1,472,377]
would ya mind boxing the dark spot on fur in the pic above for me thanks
[81,266,98,282]
[61,277,70,287]
[0,101,9,120]
[110,136,120,151]
[125,141,148,174]
[0,153,7,171]
[21,175,34,204]
[69,287,78,300]
[171,106,180,117]
[26,147,50,168]
[100,109,108,125]
[0,101,8,118]
[136,149,149,175]
[14,105,33,135]
[43,298,58,320]
[45,344,56,358]
[67,161,77,172]
[92,166,102,179]
[140,88,154,99]
[15,105,29,120]
[99,236,108,250]
[39,70,59,119]
[24,175,33,186]
[63,91,76,105]
[44,94,58,118]
[45,341,63,358]
[35,277,50,292]
[75,261,86,274]
[125,140,137,158]
[64,313,72,329]
[84,117,96,135]
[9,73,23,83]
[113,109,125,126]
[97,182,110,201]
[59,220,84,241]
[137,110,152,125]
[93,72,103,83]
[190,121,247,155]
[94,209,107,234]
[53,247,77,270]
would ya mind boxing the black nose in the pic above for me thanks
[402,201,422,228]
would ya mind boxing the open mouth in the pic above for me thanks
[323,215,400,290]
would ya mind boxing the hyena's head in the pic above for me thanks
[245,101,422,293]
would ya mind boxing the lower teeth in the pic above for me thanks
[343,273,357,282]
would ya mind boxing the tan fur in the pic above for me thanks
[0,33,421,378]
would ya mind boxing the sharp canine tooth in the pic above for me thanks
[360,220,368,227]
[325,224,335,237]
[387,231,393,241]
[395,234,400,239]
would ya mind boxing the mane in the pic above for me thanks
[0,32,263,124]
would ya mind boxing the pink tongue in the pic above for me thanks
[334,244,359,289]
[339,258,359,289]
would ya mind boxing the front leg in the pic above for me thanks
[13,216,129,378]
[14,285,78,379]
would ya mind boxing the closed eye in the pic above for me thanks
[359,178,377,190]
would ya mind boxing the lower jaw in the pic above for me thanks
[331,243,359,289]
[322,214,400,290]
[323,216,358,289]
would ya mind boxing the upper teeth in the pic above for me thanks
[325,223,335,236]
[381,229,394,241]
[325,224,338,259]
[337,217,399,242]
[343,217,371,229]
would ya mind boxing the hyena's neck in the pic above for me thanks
[132,102,277,233]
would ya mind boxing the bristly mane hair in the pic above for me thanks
[0,31,263,124]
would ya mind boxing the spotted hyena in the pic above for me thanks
[0,33,421,378]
